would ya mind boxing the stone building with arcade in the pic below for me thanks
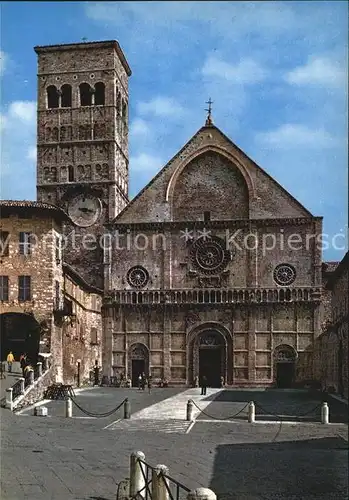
[0,200,102,385]
[1,39,342,390]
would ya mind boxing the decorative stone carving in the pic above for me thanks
[274,345,296,362]
[190,236,230,275]
[274,264,296,286]
[126,266,149,288]
[185,313,200,327]
[198,276,221,288]
[199,332,222,346]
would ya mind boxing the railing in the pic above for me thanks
[121,451,217,500]
[136,458,191,499]
[12,379,23,400]
[6,357,52,411]
[106,286,322,307]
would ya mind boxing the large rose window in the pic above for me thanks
[273,264,296,286]
[126,266,149,288]
[191,236,230,275]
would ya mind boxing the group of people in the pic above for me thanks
[4,351,34,381]
[138,372,152,393]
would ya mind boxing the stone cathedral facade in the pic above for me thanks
[34,40,326,388]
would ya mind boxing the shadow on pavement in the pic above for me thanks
[199,390,348,424]
[210,436,349,500]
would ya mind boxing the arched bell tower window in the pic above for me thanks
[79,83,92,106]
[94,82,105,105]
[68,165,75,182]
[61,84,72,107]
[47,85,59,109]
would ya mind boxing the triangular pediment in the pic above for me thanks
[111,123,312,225]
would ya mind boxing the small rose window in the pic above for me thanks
[126,266,149,288]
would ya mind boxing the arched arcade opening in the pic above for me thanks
[0,313,40,363]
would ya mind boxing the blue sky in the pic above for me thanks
[0,1,348,260]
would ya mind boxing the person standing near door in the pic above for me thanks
[6,351,15,373]
[201,374,208,396]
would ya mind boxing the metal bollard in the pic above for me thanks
[321,402,329,424]
[124,398,131,419]
[187,487,217,499]
[152,464,169,500]
[248,401,255,423]
[129,451,146,497]
[186,399,194,421]
[66,398,72,418]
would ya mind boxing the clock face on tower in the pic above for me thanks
[67,194,102,227]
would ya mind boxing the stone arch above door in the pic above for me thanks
[127,342,149,383]
[273,344,297,362]
[186,323,232,386]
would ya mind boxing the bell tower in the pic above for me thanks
[35,41,131,288]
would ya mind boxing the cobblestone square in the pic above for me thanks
[1,388,348,499]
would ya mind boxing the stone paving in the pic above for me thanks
[0,387,348,499]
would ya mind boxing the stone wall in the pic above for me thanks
[103,301,321,386]
[316,255,348,399]
[61,267,102,385]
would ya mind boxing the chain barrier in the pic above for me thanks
[189,399,250,420]
[69,396,127,418]
[254,402,322,420]
[189,399,322,422]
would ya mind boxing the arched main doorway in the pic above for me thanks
[128,343,149,387]
[0,313,40,363]
[189,328,230,388]
[274,344,297,388]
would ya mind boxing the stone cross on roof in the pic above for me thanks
[205,98,213,126]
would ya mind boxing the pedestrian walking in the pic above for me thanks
[6,351,14,373]
[147,375,152,394]
[24,363,34,384]
[20,353,27,377]
[141,372,146,391]
[201,374,208,396]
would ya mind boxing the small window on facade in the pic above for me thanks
[55,280,60,309]
[19,232,33,256]
[55,236,61,263]
[0,276,9,301]
[94,82,105,105]
[78,125,90,140]
[122,100,127,121]
[47,85,59,108]
[204,211,211,222]
[68,165,75,182]
[60,126,66,141]
[61,84,72,107]
[18,276,31,302]
[0,231,10,256]
[79,83,92,106]
[116,93,121,115]
[91,327,98,344]
[52,127,59,141]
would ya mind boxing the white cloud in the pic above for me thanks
[8,101,36,123]
[129,118,151,138]
[202,56,267,84]
[285,57,347,88]
[0,100,37,199]
[26,146,37,162]
[130,152,163,172]
[85,2,299,37]
[0,50,8,77]
[256,124,338,149]
[138,96,185,119]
